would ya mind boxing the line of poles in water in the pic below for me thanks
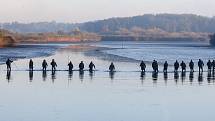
[4,58,215,73]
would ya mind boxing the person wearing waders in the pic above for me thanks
[89,61,96,72]
[140,61,146,72]
[50,59,57,71]
[79,61,85,71]
[180,61,186,72]
[42,60,48,71]
[109,62,115,72]
[189,60,194,72]
[68,61,73,72]
[174,60,179,72]
[207,60,212,71]
[198,59,204,72]
[6,58,13,71]
[29,59,34,71]
[163,61,168,73]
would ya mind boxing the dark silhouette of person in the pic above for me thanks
[6,58,13,71]
[29,59,34,71]
[174,60,179,72]
[68,61,73,72]
[140,61,146,72]
[79,61,85,71]
[212,60,215,72]
[152,60,158,73]
[42,60,48,71]
[163,61,168,72]
[109,62,115,72]
[180,61,186,72]
[89,61,96,72]
[207,60,212,71]
[50,59,57,71]
[189,60,194,72]
[198,59,204,72]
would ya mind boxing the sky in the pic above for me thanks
[0,0,215,23]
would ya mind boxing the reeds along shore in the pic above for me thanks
[4,59,215,73]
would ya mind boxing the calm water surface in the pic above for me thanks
[0,41,215,121]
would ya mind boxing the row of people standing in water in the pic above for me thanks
[141,59,214,72]
[5,58,215,72]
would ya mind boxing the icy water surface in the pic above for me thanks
[0,41,215,121]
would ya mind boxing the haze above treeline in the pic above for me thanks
[1,14,215,34]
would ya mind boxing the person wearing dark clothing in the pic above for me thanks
[68,61,73,71]
[207,60,212,71]
[79,61,85,71]
[29,59,34,71]
[212,60,215,72]
[174,60,179,72]
[140,61,146,72]
[163,61,168,72]
[152,60,158,72]
[189,60,194,72]
[180,61,186,72]
[50,59,57,71]
[6,58,13,71]
[42,60,48,71]
[89,61,96,72]
[198,59,204,72]
[109,62,115,72]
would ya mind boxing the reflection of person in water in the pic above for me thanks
[181,71,186,84]
[198,72,203,85]
[109,71,115,80]
[6,70,11,82]
[174,71,179,84]
[51,70,56,83]
[152,72,158,83]
[79,70,84,82]
[189,71,194,84]
[207,71,212,84]
[42,70,47,81]
[29,71,33,81]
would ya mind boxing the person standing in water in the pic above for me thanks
[68,61,73,72]
[79,61,85,71]
[109,62,115,72]
[189,60,194,72]
[180,61,186,72]
[29,59,34,71]
[198,59,204,72]
[6,58,13,71]
[42,59,48,71]
[152,60,158,73]
[163,61,168,73]
[174,60,179,72]
[50,59,57,71]
[140,61,146,72]
[89,61,96,72]
[212,60,215,72]
[207,60,212,71]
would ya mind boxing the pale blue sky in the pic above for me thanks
[0,0,214,23]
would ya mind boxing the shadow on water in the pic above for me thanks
[29,71,33,82]
[51,70,56,83]
[42,70,47,81]
[79,70,84,82]
[6,70,11,82]
[207,71,212,84]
